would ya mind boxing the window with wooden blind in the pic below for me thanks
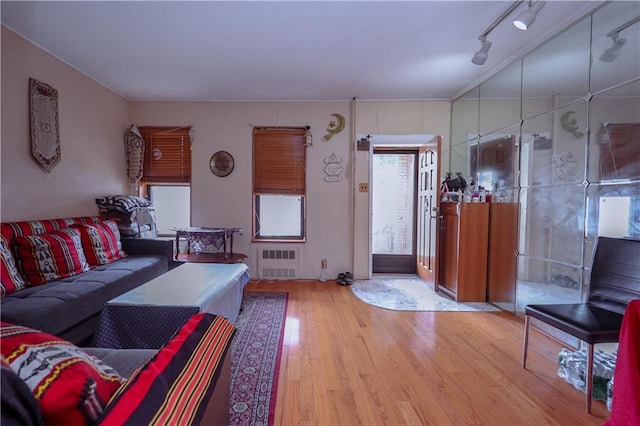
[139,126,192,184]
[138,126,192,235]
[253,127,307,241]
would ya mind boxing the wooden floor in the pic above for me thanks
[245,279,611,425]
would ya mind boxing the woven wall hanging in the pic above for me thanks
[29,78,60,172]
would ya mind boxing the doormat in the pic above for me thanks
[229,291,288,426]
[350,275,500,312]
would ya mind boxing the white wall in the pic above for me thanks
[1,28,452,280]
[130,100,451,279]
[1,27,129,221]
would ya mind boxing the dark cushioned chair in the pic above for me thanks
[522,236,640,413]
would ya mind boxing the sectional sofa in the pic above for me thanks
[0,215,237,425]
[0,216,173,344]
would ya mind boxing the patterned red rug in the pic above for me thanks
[229,292,288,426]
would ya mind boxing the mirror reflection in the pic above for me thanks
[448,1,639,320]
[522,17,591,120]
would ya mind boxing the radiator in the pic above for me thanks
[257,248,300,279]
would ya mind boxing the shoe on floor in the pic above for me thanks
[336,273,346,285]
[343,272,353,286]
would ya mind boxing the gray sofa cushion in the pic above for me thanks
[0,255,166,341]
[83,347,156,378]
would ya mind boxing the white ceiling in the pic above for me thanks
[1,1,604,102]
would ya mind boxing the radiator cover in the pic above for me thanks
[256,248,300,279]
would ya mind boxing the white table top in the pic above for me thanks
[107,262,249,308]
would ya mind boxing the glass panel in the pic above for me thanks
[588,80,640,184]
[149,185,190,235]
[256,194,303,238]
[449,140,475,181]
[451,86,479,144]
[522,17,591,119]
[471,124,520,192]
[372,153,415,255]
[518,185,585,267]
[520,101,588,187]
[516,257,583,309]
[590,1,640,94]
[585,181,640,241]
[479,59,522,135]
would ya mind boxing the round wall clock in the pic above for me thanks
[210,151,235,177]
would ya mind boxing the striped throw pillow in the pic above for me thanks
[14,228,90,286]
[72,220,126,266]
[1,233,25,297]
[1,322,123,425]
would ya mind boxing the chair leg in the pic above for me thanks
[586,343,594,413]
[522,314,531,368]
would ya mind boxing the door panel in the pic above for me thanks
[416,137,441,289]
[372,150,417,274]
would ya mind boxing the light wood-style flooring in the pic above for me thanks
[245,279,611,425]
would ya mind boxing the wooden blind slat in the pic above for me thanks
[253,128,306,194]
[139,126,191,184]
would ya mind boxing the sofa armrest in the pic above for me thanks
[98,313,235,426]
[121,238,173,258]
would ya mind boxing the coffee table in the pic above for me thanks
[92,262,250,349]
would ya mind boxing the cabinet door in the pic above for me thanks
[438,203,460,295]
[488,203,518,309]
[457,203,489,302]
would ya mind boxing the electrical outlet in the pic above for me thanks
[321,258,327,269]
[359,182,369,192]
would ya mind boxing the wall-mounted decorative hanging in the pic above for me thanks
[323,113,346,141]
[554,151,580,182]
[210,151,235,177]
[29,78,60,172]
[560,111,585,139]
[124,124,145,194]
[323,153,344,182]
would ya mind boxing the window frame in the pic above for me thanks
[252,127,307,242]
[138,126,192,236]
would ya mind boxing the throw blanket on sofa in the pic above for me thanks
[99,313,235,425]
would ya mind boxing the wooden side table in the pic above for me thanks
[172,227,247,264]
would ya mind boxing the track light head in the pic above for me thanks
[471,37,492,65]
[514,1,545,30]
[599,35,627,63]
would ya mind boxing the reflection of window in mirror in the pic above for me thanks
[470,135,516,190]
[599,196,631,237]
[599,123,640,180]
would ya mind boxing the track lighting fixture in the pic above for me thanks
[599,16,640,63]
[471,1,522,66]
[513,1,545,31]
[471,37,492,65]
[599,35,627,63]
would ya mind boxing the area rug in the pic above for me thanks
[350,275,500,312]
[229,292,288,426]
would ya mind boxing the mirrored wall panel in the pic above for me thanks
[471,123,520,191]
[451,86,479,144]
[518,185,585,267]
[520,101,588,188]
[590,1,640,94]
[588,79,640,184]
[448,1,639,322]
[479,59,522,136]
[516,256,583,308]
[522,17,591,120]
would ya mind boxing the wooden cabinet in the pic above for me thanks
[487,203,518,309]
[438,202,489,302]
